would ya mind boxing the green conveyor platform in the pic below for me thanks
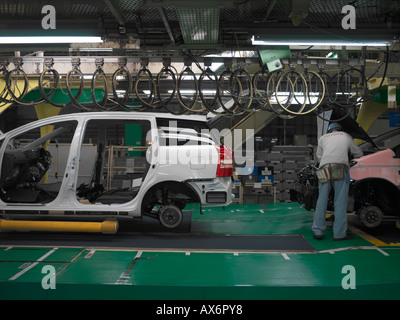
[0,203,399,300]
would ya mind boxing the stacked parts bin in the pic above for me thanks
[256,146,311,202]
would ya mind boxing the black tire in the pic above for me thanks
[359,205,383,228]
[159,205,183,229]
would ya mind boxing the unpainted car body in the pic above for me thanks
[0,112,233,228]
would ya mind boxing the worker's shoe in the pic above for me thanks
[334,232,354,241]
[313,233,323,240]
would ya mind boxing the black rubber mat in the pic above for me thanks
[114,233,316,252]
[0,232,315,252]
[0,212,316,251]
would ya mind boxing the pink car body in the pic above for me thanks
[348,142,400,227]
[350,148,400,187]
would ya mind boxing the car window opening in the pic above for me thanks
[76,119,151,205]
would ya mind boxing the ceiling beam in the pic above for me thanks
[104,0,125,27]
[262,0,279,23]
[158,7,176,45]
[143,0,237,8]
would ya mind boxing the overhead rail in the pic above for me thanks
[0,54,389,120]
[0,55,365,66]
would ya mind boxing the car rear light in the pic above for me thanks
[216,145,233,177]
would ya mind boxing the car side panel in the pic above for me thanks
[350,149,400,187]
[139,144,232,206]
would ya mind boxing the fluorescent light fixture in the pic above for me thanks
[69,48,112,52]
[168,89,217,95]
[251,36,391,47]
[0,36,103,44]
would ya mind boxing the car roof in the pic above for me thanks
[0,111,208,138]
[65,111,208,122]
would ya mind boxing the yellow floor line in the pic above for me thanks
[349,226,389,246]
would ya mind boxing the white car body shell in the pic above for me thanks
[0,112,233,218]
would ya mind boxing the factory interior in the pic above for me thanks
[0,0,399,303]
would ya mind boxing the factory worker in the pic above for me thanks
[312,122,363,241]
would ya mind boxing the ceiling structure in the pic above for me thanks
[0,0,398,56]
[0,0,399,139]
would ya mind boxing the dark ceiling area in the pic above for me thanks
[0,0,399,55]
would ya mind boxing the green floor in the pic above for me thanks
[193,203,375,251]
[1,203,399,300]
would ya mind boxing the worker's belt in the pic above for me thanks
[316,163,348,183]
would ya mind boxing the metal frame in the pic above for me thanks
[1,55,366,67]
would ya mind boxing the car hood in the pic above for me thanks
[330,109,378,148]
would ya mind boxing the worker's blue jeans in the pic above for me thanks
[312,178,350,239]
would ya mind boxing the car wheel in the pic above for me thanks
[359,205,383,228]
[159,205,183,229]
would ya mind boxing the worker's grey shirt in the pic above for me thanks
[316,131,363,168]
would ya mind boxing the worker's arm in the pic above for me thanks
[348,136,363,158]
[316,138,323,161]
